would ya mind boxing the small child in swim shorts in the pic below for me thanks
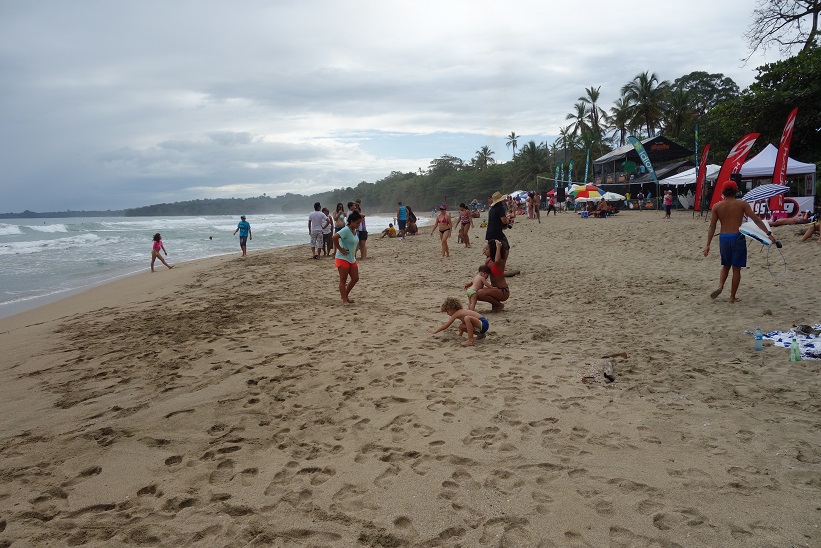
[428,297,489,346]
[464,265,492,310]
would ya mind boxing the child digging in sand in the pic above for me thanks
[428,297,489,346]
[464,265,492,310]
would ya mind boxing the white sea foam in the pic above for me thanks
[0,223,24,235]
[26,224,68,233]
[0,233,101,255]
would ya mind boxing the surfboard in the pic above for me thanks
[739,218,773,245]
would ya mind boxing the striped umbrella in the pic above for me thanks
[742,184,790,203]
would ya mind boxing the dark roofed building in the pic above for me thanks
[593,136,694,186]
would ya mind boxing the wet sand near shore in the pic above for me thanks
[0,209,818,546]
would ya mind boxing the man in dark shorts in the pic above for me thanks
[485,191,510,251]
[703,179,775,303]
[233,215,252,256]
[396,201,408,238]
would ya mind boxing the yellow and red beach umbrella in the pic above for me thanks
[570,184,604,202]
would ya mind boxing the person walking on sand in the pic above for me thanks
[663,190,673,219]
[428,297,490,346]
[430,205,452,257]
[703,180,775,303]
[333,210,363,304]
[546,194,557,216]
[457,203,474,247]
[308,202,326,259]
[150,233,174,272]
[233,215,252,256]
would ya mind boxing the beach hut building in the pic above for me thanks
[592,136,694,197]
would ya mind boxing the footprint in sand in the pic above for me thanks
[162,496,198,512]
[209,459,234,485]
[137,484,162,497]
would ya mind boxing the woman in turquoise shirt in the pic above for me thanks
[332,211,363,304]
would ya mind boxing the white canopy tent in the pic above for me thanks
[740,144,816,177]
[662,164,721,186]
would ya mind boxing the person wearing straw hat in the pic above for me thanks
[485,191,511,252]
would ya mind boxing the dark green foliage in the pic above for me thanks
[673,71,740,116]
[700,45,820,163]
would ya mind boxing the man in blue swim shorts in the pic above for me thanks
[703,179,775,303]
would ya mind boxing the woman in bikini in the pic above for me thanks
[429,205,452,257]
[476,239,509,312]
[333,203,347,232]
[457,203,474,248]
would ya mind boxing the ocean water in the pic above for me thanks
[0,213,396,317]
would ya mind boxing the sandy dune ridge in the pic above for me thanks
[0,210,819,546]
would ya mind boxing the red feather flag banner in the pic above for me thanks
[768,107,799,212]
[709,133,759,209]
[694,144,710,212]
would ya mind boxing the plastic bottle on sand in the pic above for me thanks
[754,327,763,352]
[789,337,802,362]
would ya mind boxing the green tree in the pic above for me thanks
[428,154,464,178]
[565,102,590,137]
[662,87,695,140]
[506,132,519,159]
[513,140,549,187]
[673,71,740,116]
[579,85,608,152]
[605,96,634,147]
[474,145,496,170]
[621,71,670,136]
[701,45,820,162]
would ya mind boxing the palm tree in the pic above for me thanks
[662,87,694,140]
[514,140,549,186]
[557,126,578,162]
[579,86,608,154]
[565,102,590,137]
[620,71,670,136]
[474,145,495,170]
[606,96,634,147]
[505,132,519,159]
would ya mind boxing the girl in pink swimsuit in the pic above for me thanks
[151,233,174,272]
[457,203,474,248]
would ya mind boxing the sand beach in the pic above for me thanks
[0,210,819,547]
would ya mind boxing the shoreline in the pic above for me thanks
[0,213,422,321]
[1,211,819,546]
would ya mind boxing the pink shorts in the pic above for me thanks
[335,258,356,269]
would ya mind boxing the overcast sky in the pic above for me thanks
[0,0,783,212]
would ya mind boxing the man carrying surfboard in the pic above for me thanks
[703,179,775,303]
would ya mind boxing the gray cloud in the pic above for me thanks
[0,0,782,212]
